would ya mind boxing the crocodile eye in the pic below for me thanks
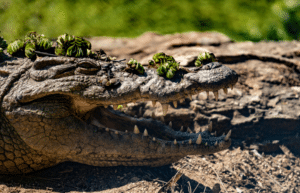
[79,62,97,69]
[77,60,99,69]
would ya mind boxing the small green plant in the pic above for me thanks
[148,52,179,79]
[7,32,52,58]
[195,52,216,67]
[0,35,7,58]
[55,33,94,58]
[7,31,52,59]
[125,58,145,74]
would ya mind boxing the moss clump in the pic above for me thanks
[148,52,179,79]
[0,35,7,58]
[7,31,52,58]
[195,52,216,67]
[125,58,145,75]
[55,33,94,58]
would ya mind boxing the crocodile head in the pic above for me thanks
[1,56,238,174]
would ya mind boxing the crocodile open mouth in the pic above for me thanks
[3,57,237,168]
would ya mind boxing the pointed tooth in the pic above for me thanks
[213,91,218,101]
[189,139,192,144]
[174,139,177,145]
[196,135,202,144]
[223,88,228,95]
[230,84,234,90]
[134,125,140,134]
[208,121,213,132]
[162,104,168,115]
[180,99,185,103]
[115,131,119,135]
[152,100,156,107]
[180,126,184,132]
[153,137,156,141]
[206,91,209,100]
[113,105,118,110]
[125,130,128,133]
[143,129,148,136]
[105,128,109,132]
[151,112,155,119]
[224,129,232,141]
[219,141,225,146]
[173,101,178,108]
[187,127,192,133]
[169,121,172,128]
[214,141,218,146]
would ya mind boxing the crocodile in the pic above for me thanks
[0,54,238,174]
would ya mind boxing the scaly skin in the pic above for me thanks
[0,55,238,174]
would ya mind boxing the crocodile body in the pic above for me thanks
[0,55,238,174]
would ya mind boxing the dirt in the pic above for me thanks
[0,31,300,193]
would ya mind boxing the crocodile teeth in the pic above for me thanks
[169,121,172,128]
[125,130,128,133]
[189,139,192,144]
[153,137,156,141]
[208,121,213,132]
[180,99,185,103]
[224,130,231,141]
[143,129,148,136]
[187,127,192,133]
[162,104,168,115]
[151,112,155,119]
[214,141,218,146]
[230,84,234,90]
[213,91,218,101]
[180,126,184,132]
[174,139,177,145]
[152,100,156,107]
[196,135,202,144]
[223,88,228,94]
[206,91,209,100]
[173,101,178,108]
[115,131,119,135]
[113,105,118,110]
[105,128,109,132]
[134,125,140,134]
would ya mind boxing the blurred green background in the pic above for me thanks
[1,0,300,42]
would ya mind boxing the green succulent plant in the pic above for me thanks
[55,33,94,58]
[7,31,52,58]
[0,36,7,49]
[195,52,216,67]
[125,58,145,75]
[148,52,179,79]
[0,35,7,58]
